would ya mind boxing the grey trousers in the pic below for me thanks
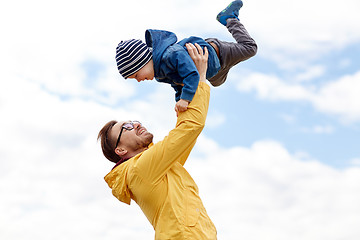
[206,18,257,86]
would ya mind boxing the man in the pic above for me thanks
[98,43,217,239]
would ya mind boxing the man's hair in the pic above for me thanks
[97,120,122,164]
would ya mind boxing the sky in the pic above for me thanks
[1,0,360,239]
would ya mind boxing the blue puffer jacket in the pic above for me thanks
[145,29,220,102]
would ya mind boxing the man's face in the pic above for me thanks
[127,59,154,82]
[111,120,153,152]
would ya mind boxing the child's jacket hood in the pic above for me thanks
[145,29,177,76]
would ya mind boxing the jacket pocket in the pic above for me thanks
[184,188,201,226]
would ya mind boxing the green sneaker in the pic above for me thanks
[216,0,243,26]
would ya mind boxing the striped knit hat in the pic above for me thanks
[115,39,152,79]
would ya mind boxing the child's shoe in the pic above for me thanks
[216,0,243,26]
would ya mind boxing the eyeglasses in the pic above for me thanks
[114,121,141,149]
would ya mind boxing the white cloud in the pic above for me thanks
[301,125,335,134]
[189,138,360,240]
[294,65,326,82]
[350,158,360,166]
[122,83,177,142]
[0,72,157,239]
[206,110,226,128]
[2,70,357,240]
[279,113,297,124]
[237,71,360,123]
[338,58,352,69]
[2,0,359,89]
[313,71,360,123]
[246,0,360,67]
[237,73,312,101]
[1,0,359,113]
[2,103,360,240]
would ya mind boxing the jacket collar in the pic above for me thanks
[112,158,130,170]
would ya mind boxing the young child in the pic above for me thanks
[115,0,257,113]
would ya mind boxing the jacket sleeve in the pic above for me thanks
[171,49,200,102]
[171,84,183,102]
[135,82,210,184]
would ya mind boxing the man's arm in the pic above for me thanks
[136,44,209,183]
[174,43,208,165]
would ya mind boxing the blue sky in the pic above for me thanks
[1,0,360,239]
[205,42,360,168]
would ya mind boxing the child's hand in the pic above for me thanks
[175,99,189,114]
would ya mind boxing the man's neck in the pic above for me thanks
[126,146,149,159]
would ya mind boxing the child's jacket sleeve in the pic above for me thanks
[166,47,200,102]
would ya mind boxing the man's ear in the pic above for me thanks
[115,147,127,157]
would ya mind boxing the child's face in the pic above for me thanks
[128,59,154,82]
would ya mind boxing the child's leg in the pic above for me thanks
[206,2,257,87]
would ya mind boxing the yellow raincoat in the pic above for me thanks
[104,82,217,240]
